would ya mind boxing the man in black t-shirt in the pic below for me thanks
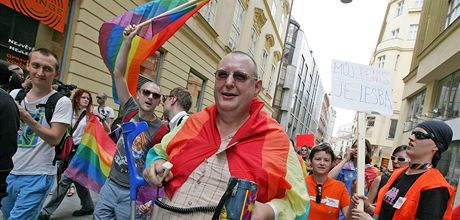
[350,120,454,220]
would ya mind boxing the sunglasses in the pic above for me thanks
[411,130,435,140]
[214,70,256,82]
[10,67,21,71]
[141,89,161,99]
[96,96,104,100]
[162,95,173,103]
[391,155,409,162]
[316,184,323,203]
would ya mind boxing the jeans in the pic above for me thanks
[1,174,54,220]
[42,175,94,215]
[94,179,146,220]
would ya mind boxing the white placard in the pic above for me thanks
[331,60,393,116]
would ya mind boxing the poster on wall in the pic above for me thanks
[0,0,69,33]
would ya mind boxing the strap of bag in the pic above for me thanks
[71,110,86,133]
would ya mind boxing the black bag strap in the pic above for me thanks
[71,110,86,134]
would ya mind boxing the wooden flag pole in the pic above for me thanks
[357,112,366,211]
[138,0,202,28]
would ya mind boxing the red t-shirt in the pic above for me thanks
[306,175,350,220]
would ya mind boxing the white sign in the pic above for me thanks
[331,60,393,116]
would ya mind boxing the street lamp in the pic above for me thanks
[341,0,352,3]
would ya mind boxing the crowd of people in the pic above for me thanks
[0,23,457,220]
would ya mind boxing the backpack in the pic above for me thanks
[109,109,169,146]
[14,88,71,164]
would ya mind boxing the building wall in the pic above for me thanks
[365,0,422,166]
[60,0,291,116]
[395,0,460,205]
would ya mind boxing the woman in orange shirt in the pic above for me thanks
[306,143,351,220]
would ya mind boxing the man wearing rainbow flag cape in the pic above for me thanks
[144,51,309,219]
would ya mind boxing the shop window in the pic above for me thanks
[388,119,398,139]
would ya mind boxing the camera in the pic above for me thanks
[53,79,77,97]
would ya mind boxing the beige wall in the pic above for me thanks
[62,0,290,116]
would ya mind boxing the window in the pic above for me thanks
[229,0,244,50]
[390,28,400,39]
[268,63,277,93]
[278,14,286,36]
[396,1,404,16]
[248,27,259,57]
[434,70,460,119]
[186,71,206,113]
[408,24,418,40]
[378,55,385,68]
[405,90,426,131]
[139,50,163,85]
[271,0,278,18]
[367,117,376,127]
[414,0,423,8]
[200,0,218,26]
[394,54,400,70]
[446,0,460,28]
[260,49,268,82]
[388,119,398,138]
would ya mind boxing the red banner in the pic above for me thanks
[0,0,69,32]
[296,134,315,147]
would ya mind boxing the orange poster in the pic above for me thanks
[0,0,69,33]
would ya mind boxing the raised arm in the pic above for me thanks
[113,24,139,107]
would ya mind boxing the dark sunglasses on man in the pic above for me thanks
[141,89,161,99]
[411,130,436,141]
[390,155,409,162]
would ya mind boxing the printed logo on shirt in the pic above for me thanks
[383,187,400,205]
[17,109,45,148]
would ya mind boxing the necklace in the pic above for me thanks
[409,163,432,170]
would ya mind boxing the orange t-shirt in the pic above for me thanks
[306,175,350,220]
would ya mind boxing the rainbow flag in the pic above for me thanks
[65,115,116,193]
[98,0,209,103]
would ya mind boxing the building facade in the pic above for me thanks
[395,0,460,205]
[1,0,292,116]
[317,94,335,144]
[365,0,423,167]
[274,18,325,143]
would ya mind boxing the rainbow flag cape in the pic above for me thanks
[98,0,209,103]
[65,115,116,193]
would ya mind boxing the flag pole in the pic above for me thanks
[138,0,202,28]
[357,112,366,211]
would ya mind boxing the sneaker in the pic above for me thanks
[38,212,51,220]
[72,209,94,217]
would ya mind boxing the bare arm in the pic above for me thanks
[367,175,381,204]
[18,103,68,146]
[113,24,139,107]
[329,159,346,179]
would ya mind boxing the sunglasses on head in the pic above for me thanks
[316,184,323,203]
[141,89,161,99]
[214,70,256,82]
[411,130,435,140]
[391,155,409,162]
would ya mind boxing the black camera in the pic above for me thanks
[53,79,77,97]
